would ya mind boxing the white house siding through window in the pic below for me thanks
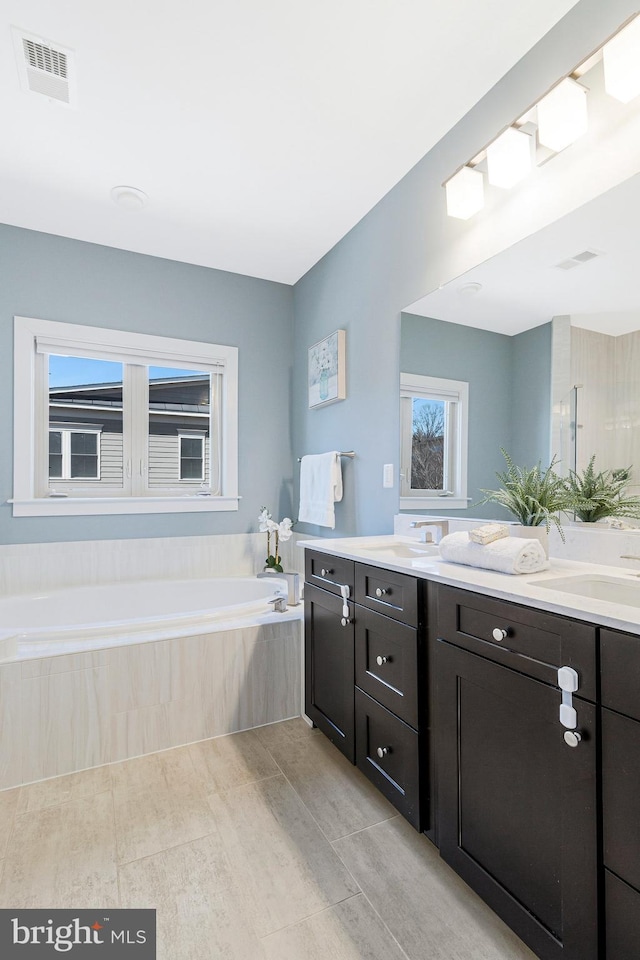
[48,361,211,492]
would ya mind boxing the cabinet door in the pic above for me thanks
[436,639,597,960]
[304,583,355,762]
[605,870,640,960]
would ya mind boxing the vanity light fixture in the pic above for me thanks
[537,77,589,153]
[603,14,640,104]
[445,166,484,220]
[443,13,640,219]
[486,127,532,189]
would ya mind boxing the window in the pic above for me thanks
[49,426,102,480]
[178,433,205,481]
[400,372,469,510]
[13,316,238,516]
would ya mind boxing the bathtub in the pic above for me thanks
[0,575,303,788]
[0,576,301,661]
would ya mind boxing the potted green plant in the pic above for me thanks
[563,457,640,523]
[478,449,570,543]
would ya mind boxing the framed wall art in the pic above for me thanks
[308,329,346,408]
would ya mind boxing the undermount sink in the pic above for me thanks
[531,574,640,607]
[356,541,440,559]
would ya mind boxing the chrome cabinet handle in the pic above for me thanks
[376,746,390,759]
[376,655,390,666]
[341,617,352,627]
[492,627,508,642]
[320,567,333,577]
[375,587,388,598]
[564,730,582,748]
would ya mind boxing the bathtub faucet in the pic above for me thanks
[268,595,288,613]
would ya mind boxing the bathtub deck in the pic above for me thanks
[0,718,536,960]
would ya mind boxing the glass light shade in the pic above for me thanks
[603,15,640,104]
[445,166,484,220]
[537,78,588,152]
[486,127,532,189]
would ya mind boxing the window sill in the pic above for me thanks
[400,496,470,511]
[10,496,240,517]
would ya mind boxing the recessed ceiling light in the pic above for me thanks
[110,185,148,211]
[459,282,483,296]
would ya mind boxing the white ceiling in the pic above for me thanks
[405,172,640,336]
[0,1,578,284]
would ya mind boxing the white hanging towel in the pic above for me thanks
[298,452,343,528]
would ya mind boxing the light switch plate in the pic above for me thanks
[383,463,394,488]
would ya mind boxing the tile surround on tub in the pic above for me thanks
[0,532,307,599]
[0,619,302,792]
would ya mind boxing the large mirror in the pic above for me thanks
[400,171,640,515]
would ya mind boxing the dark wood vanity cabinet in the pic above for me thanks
[304,552,640,960]
[435,585,598,960]
[304,552,426,829]
[601,628,640,960]
[304,551,355,761]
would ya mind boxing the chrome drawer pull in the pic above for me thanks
[492,627,508,642]
[320,567,333,577]
[376,746,391,759]
[375,587,388,598]
[376,655,390,666]
[341,617,351,627]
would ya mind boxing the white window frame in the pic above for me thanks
[12,316,239,517]
[49,424,102,481]
[178,431,206,482]
[400,372,469,510]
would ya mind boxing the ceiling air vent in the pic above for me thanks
[12,27,76,107]
[555,249,603,271]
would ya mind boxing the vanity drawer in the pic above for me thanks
[305,550,354,597]
[436,585,597,701]
[601,628,640,722]
[355,564,419,627]
[355,608,419,728]
[355,687,421,829]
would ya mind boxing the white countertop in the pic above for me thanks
[298,535,640,635]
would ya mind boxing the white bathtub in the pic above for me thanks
[0,576,301,661]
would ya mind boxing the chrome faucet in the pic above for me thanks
[410,520,449,543]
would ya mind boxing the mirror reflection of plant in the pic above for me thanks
[563,456,640,523]
[478,449,569,540]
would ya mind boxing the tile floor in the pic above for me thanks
[0,717,537,959]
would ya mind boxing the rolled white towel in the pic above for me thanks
[439,530,549,575]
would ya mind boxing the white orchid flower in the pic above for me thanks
[266,518,279,534]
[258,506,272,532]
[278,518,293,541]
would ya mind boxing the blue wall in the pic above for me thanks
[510,322,553,468]
[0,225,294,544]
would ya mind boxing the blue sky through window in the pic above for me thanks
[48,356,204,388]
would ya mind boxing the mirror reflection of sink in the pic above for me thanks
[531,575,640,607]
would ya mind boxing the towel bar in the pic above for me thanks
[297,451,355,462]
